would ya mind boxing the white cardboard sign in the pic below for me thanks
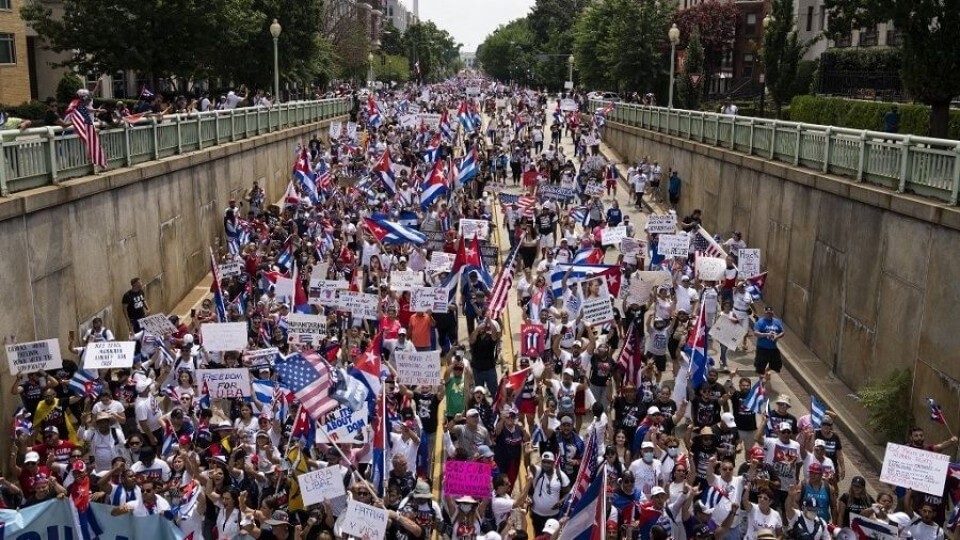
[658,234,689,257]
[196,368,251,398]
[6,339,63,375]
[83,341,136,369]
[390,270,423,292]
[621,238,645,264]
[273,277,294,299]
[286,314,327,345]
[646,214,677,234]
[879,442,950,496]
[427,251,456,274]
[560,99,578,112]
[709,316,748,351]
[200,322,248,351]
[580,296,615,326]
[138,314,178,336]
[218,260,242,278]
[339,291,380,319]
[342,500,389,540]
[601,226,627,246]
[739,248,761,277]
[322,405,369,443]
[328,122,342,139]
[419,113,441,130]
[298,466,347,507]
[584,183,605,197]
[696,256,727,281]
[394,350,442,386]
[459,218,490,241]
[411,287,439,312]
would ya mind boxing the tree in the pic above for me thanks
[373,54,410,83]
[824,0,960,138]
[380,21,405,56]
[673,1,739,87]
[401,22,461,82]
[528,0,590,89]
[763,0,815,118]
[476,18,536,83]
[678,28,706,109]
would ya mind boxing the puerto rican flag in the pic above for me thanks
[373,148,398,196]
[419,159,448,210]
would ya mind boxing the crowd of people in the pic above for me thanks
[5,76,960,540]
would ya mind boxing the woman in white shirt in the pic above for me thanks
[233,403,259,445]
[741,487,784,540]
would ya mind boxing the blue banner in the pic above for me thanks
[0,499,185,540]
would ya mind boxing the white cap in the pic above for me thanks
[543,519,561,534]
[562,367,575,376]
[813,438,827,447]
[641,441,655,450]
[135,378,154,393]
[778,421,793,432]
[23,451,40,464]
[721,412,737,428]
[647,406,662,416]
[650,486,667,497]
[182,333,195,345]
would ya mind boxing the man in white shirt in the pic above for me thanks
[628,440,663,496]
[79,412,126,472]
[909,504,946,540]
[633,169,647,209]
[134,378,163,447]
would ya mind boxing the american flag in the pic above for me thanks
[927,397,948,426]
[276,351,338,420]
[486,243,521,321]
[692,225,729,259]
[563,419,603,516]
[517,195,537,218]
[616,320,644,387]
[66,98,107,168]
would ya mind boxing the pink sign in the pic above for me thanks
[442,461,494,499]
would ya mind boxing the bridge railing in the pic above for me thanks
[0,97,351,196]
[590,99,960,205]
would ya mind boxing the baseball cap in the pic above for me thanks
[135,378,154,393]
[778,421,793,433]
[541,452,556,462]
[477,445,495,458]
[23,451,40,464]
[562,367,575,377]
[851,476,866,487]
[264,510,290,526]
[641,441,655,450]
[807,462,823,474]
[473,386,487,395]
[398,327,407,334]
[699,426,714,436]
[802,496,819,509]
[650,486,667,497]
[560,416,574,425]
[96,411,113,422]
[71,460,87,473]
[813,439,826,448]
[178,434,192,447]
[465,408,480,418]
[647,406,662,416]
[749,446,765,461]
[721,412,737,428]
[44,425,59,434]
[543,519,561,534]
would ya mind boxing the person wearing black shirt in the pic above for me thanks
[43,97,69,128]
[686,426,719,488]
[716,413,742,461]
[387,454,417,499]
[765,395,797,436]
[588,344,615,409]
[729,377,760,449]
[690,384,721,429]
[680,209,702,233]
[813,415,844,479]
[613,382,643,444]
[121,277,149,332]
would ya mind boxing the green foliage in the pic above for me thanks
[373,55,410,83]
[56,73,84,104]
[823,0,960,137]
[819,48,901,73]
[678,28,705,110]
[1,101,48,122]
[476,18,536,84]
[790,95,960,140]
[380,21,405,56]
[791,59,818,97]
[673,1,739,77]
[401,22,461,82]
[856,368,915,444]
[763,0,817,118]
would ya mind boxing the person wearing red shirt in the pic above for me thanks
[31,426,77,465]
[12,451,53,500]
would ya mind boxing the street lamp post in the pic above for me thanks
[270,19,282,102]
[368,52,375,88]
[760,14,774,117]
[668,23,680,109]
[567,54,574,91]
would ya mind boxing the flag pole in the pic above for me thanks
[315,419,379,496]
[380,379,388,497]
[601,465,608,540]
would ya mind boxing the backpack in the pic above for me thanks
[790,516,823,540]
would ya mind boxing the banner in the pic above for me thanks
[879,442,950,496]
[536,184,576,201]
[696,256,727,281]
[322,405,368,444]
[138,314,178,336]
[601,225,627,246]
[739,248,761,277]
[658,234,689,257]
[196,368,251,399]
[390,270,423,292]
[6,338,63,375]
[399,114,418,128]
[419,113,441,130]
[584,183,605,197]
[338,291,379,319]
[218,260,242,278]
[346,122,358,140]
[560,99,578,112]
[443,461,495,499]
[394,350,442,386]
[243,347,280,370]
[646,214,677,234]
[298,466,347,507]
[0,499,184,540]
[342,500,389,540]
[286,314,328,345]
[200,322,247,351]
[328,121,342,140]
[84,341,136,369]
[709,316,747,351]
[459,218,490,241]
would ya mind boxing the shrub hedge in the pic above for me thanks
[789,95,960,140]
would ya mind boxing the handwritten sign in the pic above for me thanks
[407,103,421,115]
[83,341,136,369]
[298,466,347,507]
[390,270,423,292]
[411,288,439,312]
[273,276,294,299]
[583,135,599,147]
[584,183,605,197]
[322,406,369,443]
[427,251,456,274]
[443,461,494,499]
[709,316,748,351]
[394,350,442,386]
[218,260,242,278]
[328,121,342,140]
[6,339,63,375]
[345,122,358,140]
[286,314,327,345]
[342,500,389,540]
[200,323,247,351]
[243,347,279,370]
[658,234,689,257]
[879,442,950,496]
[646,214,677,234]
[459,218,490,241]
[419,113,441,130]
[398,114,418,128]
[536,185,576,201]
[581,295,616,326]
[739,248,761,277]
[138,314,178,336]
[339,291,379,320]
[629,271,673,304]
[601,225,627,246]
[621,238,645,264]
[560,99,578,112]
[196,368,251,398]
[696,256,727,281]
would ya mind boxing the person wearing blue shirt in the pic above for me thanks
[461,270,490,334]
[606,200,624,227]
[753,307,785,374]
[668,170,682,210]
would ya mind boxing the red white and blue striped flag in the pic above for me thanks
[927,397,948,426]
[67,98,107,168]
[486,243,521,321]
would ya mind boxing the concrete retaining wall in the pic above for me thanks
[603,120,960,439]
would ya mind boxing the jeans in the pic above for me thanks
[474,368,500,397]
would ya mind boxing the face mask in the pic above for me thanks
[667,447,679,458]
[458,503,474,513]
[642,452,654,463]
[804,510,817,520]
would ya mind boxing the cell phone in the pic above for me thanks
[190,309,196,318]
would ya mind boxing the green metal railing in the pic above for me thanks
[0,98,351,195]
[590,99,960,205]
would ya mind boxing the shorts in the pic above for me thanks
[646,352,667,373]
[606,179,616,187]
[754,347,782,373]
[669,192,680,205]
[539,235,555,249]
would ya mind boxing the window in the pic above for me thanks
[0,0,11,10]
[0,33,15,64]
[743,53,755,78]
[859,27,878,47]
[806,6,814,32]
[745,13,757,36]
[112,70,127,98]
[820,8,826,31]
[85,71,99,91]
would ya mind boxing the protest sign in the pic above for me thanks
[138,314,178,335]
[286,314,327,345]
[560,99,578,112]
[459,218,490,241]
[322,406,368,443]
[200,323,247,351]
[427,251,456,274]
[419,113,441,130]
[646,214,677,234]
[218,260,242,278]
[583,135,599,147]
[83,341,136,369]
[298,466,347,508]
[394,350,442,386]
[328,122,342,140]
[536,184,576,201]
[520,324,547,357]
[709,316,748,351]
[621,238,645,264]
[6,339,63,375]
[420,88,430,102]
[739,249,761,277]
[345,122,358,140]
[390,270,423,291]
[601,226,628,246]
[273,276,294,299]
[398,114,418,128]
[196,368,251,399]
[879,442,950,496]
[309,263,330,289]
[658,234,689,257]
[243,347,279,370]
[342,500,389,540]
[443,461,495,499]
[696,256,727,281]
[584,182,605,197]
[407,103,421,115]
[581,296,616,326]
[466,86,481,96]
[411,287,439,312]
[339,291,380,320]
[629,271,673,304]
[432,288,450,312]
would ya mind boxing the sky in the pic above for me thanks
[400,0,537,52]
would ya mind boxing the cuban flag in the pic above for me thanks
[420,159,448,210]
[685,299,710,392]
[68,370,102,398]
[811,395,827,428]
[742,379,767,413]
[469,103,482,130]
[850,515,898,539]
[747,272,766,301]
[439,109,453,142]
[367,96,383,128]
[362,216,427,246]
[457,149,478,185]
[349,332,384,398]
[557,468,604,540]
[927,397,948,426]
[293,148,319,204]
[453,234,493,287]
[373,148,398,196]
[13,406,33,438]
[457,100,473,131]
[275,235,295,272]
[572,246,605,264]
[569,206,590,227]
[423,133,442,163]
[549,263,622,299]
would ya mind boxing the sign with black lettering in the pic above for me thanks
[6,339,63,375]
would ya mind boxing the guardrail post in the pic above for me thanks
[856,131,868,181]
[46,127,59,184]
[123,123,133,167]
[898,135,912,193]
[729,119,736,150]
[215,112,222,145]
[793,125,802,166]
[197,116,204,151]
[231,111,238,142]
[748,118,755,154]
[950,145,960,205]
[822,127,832,173]
[151,117,160,160]
[769,122,777,160]
[0,142,8,196]
[175,115,183,154]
